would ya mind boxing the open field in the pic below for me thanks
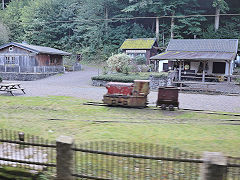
[0,96,240,156]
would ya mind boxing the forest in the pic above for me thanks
[0,0,240,61]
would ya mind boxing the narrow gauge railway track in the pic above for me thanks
[83,101,240,117]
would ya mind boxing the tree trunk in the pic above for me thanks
[105,6,109,37]
[170,13,175,39]
[2,0,4,10]
[155,17,159,42]
[214,7,220,31]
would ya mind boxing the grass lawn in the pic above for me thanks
[0,96,239,156]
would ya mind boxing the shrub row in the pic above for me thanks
[91,73,167,83]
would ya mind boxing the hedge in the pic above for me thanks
[91,73,167,83]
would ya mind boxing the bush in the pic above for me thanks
[106,53,131,73]
[92,73,149,83]
[134,55,146,65]
[92,72,168,83]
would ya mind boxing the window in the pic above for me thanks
[9,47,13,52]
[127,53,135,59]
[5,56,17,65]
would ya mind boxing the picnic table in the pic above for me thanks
[0,82,25,96]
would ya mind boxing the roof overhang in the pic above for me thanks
[0,42,72,56]
[150,51,236,61]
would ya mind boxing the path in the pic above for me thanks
[1,65,240,113]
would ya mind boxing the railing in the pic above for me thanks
[0,65,65,73]
[0,128,239,179]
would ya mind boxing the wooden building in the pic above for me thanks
[150,39,239,82]
[120,38,158,65]
[0,42,71,73]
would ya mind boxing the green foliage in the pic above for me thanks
[134,55,147,65]
[106,53,131,73]
[0,21,9,45]
[1,0,30,42]
[212,0,229,12]
[201,16,240,39]
[92,72,167,82]
[92,73,150,82]
[0,0,239,62]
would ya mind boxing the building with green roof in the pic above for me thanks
[120,38,159,65]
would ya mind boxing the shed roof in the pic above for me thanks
[150,51,236,61]
[0,42,71,56]
[120,38,157,50]
[150,39,238,61]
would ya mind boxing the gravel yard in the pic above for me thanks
[1,65,240,113]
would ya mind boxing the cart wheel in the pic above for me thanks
[161,104,167,110]
[169,105,174,111]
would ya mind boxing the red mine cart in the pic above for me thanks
[103,80,150,108]
[156,87,179,111]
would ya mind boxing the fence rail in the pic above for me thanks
[0,129,56,172]
[0,65,65,73]
[73,141,202,180]
[0,128,240,179]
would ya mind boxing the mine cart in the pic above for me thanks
[103,80,150,108]
[156,86,179,111]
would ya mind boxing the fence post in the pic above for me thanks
[200,152,227,180]
[56,136,74,180]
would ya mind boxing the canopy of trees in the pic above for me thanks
[0,0,239,61]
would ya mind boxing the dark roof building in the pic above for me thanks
[120,38,159,64]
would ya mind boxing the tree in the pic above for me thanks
[1,0,30,42]
[212,0,229,31]
[0,21,9,45]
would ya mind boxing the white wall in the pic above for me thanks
[158,60,168,72]
[190,61,199,73]
[190,60,233,75]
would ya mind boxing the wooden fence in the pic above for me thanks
[0,129,239,180]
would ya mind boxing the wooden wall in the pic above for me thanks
[0,46,37,66]
[0,46,63,67]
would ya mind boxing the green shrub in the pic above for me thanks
[134,55,146,65]
[92,72,168,83]
[106,53,131,73]
[92,73,149,82]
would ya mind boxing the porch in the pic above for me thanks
[175,59,233,83]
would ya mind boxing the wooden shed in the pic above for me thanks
[120,38,158,65]
[150,39,239,82]
[0,42,71,73]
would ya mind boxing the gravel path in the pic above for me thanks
[2,65,240,113]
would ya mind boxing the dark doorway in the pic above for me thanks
[212,62,225,74]
[163,63,168,71]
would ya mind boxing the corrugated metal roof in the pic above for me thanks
[167,39,238,53]
[0,42,71,56]
[150,51,236,61]
[120,38,157,50]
